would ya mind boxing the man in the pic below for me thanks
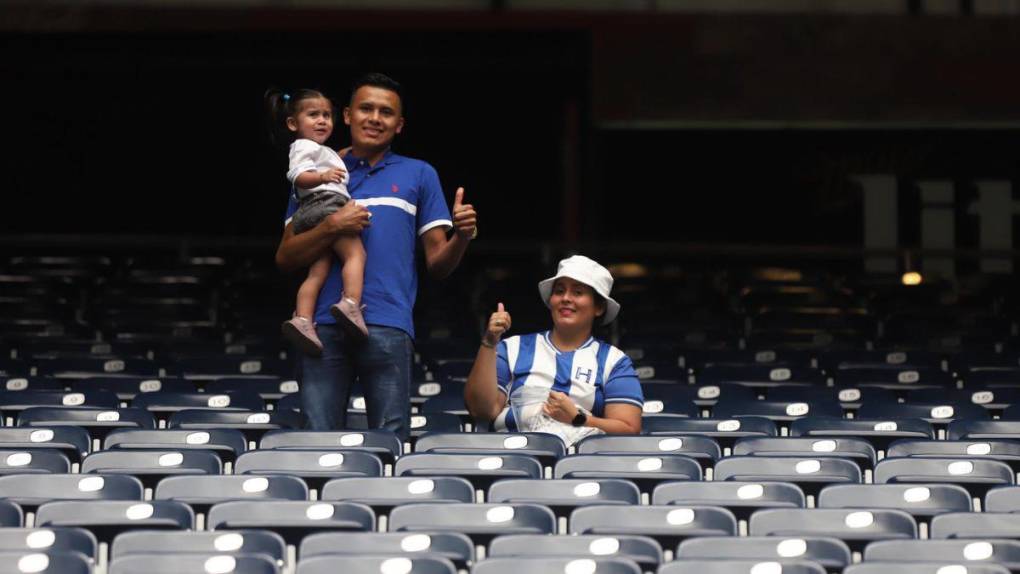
[275,73,477,439]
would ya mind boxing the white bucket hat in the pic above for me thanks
[537,255,621,325]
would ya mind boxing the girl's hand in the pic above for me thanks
[482,303,511,348]
[543,390,578,424]
[320,168,345,184]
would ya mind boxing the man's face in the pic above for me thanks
[344,86,404,150]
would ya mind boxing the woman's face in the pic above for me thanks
[549,277,605,333]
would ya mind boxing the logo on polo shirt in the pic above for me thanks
[392,184,399,193]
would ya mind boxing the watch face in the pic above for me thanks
[572,411,587,427]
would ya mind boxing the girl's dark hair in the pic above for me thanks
[264,87,330,149]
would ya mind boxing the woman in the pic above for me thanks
[464,255,643,444]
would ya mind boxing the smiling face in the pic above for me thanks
[344,85,404,155]
[549,277,606,334]
[286,96,334,145]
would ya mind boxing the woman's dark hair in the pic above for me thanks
[264,87,330,149]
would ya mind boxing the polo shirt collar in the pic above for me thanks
[347,148,401,170]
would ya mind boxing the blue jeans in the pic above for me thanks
[298,324,413,440]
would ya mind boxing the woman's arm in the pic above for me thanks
[544,392,643,435]
[464,304,511,422]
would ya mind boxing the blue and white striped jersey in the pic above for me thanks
[493,331,644,432]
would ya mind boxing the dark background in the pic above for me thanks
[3,6,1020,249]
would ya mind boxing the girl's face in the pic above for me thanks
[287,97,334,144]
[549,277,605,334]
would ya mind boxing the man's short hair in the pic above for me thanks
[350,73,404,113]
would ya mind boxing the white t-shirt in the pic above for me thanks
[286,138,350,200]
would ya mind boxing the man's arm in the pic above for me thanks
[275,200,372,273]
[421,187,476,279]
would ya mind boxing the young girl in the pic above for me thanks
[266,88,370,356]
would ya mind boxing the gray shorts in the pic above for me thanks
[291,191,349,234]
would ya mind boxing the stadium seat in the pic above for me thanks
[732,437,876,470]
[0,528,97,562]
[488,478,640,515]
[472,557,640,574]
[0,390,119,418]
[676,536,851,572]
[104,429,247,462]
[35,500,193,542]
[259,430,402,466]
[298,555,456,574]
[984,486,1020,512]
[553,454,702,492]
[651,482,805,521]
[859,401,989,425]
[789,417,934,452]
[873,457,1013,497]
[817,349,943,373]
[766,385,892,414]
[234,450,382,490]
[394,453,542,490]
[154,475,309,510]
[110,529,286,565]
[414,432,566,467]
[205,378,299,402]
[831,367,954,392]
[658,560,826,574]
[0,501,22,527]
[109,553,279,574]
[17,407,155,438]
[207,501,375,544]
[714,456,861,496]
[948,419,1020,442]
[929,512,1020,539]
[0,427,90,462]
[0,474,143,508]
[68,377,194,401]
[0,377,64,392]
[488,534,662,570]
[409,413,463,437]
[0,450,70,474]
[172,356,291,381]
[711,397,843,422]
[818,484,972,517]
[642,416,777,449]
[33,357,160,379]
[640,386,713,416]
[569,505,737,546]
[130,391,265,415]
[864,539,1020,571]
[299,532,474,568]
[748,509,917,550]
[842,564,1008,574]
[80,449,222,488]
[389,503,556,544]
[0,551,94,574]
[887,439,1020,472]
[167,409,304,442]
[321,477,474,512]
[576,435,721,467]
[696,365,825,389]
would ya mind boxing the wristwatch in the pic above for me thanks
[571,407,589,427]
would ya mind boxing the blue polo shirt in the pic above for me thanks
[284,149,452,338]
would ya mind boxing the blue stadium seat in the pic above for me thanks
[409,413,463,437]
[714,456,861,496]
[985,486,1020,512]
[104,429,247,462]
[260,430,403,466]
[389,503,555,544]
[0,552,94,574]
[110,530,286,565]
[0,474,143,508]
[131,391,265,415]
[887,438,1020,472]
[873,457,1013,497]
[930,512,1020,539]
[0,528,97,562]
[154,475,309,511]
[859,401,989,425]
[488,479,640,516]
[750,508,916,551]
[0,501,22,527]
[789,417,934,452]
[0,377,64,392]
[320,477,474,512]
[205,378,299,402]
[553,454,701,492]
[0,450,70,474]
[234,450,382,490]
[0,390,119,417]
[0,425,89,464]
[109,554,279,574]
[832,367,954,392]
[80,450,222,488]
[651,482,805,521]
[711,397,843,422]
[35,500,193,543]
[818,484,972,518]
[569,506,737,547]
[17,407,155,438]
[167,409,304,442]
[843,564,1008,574]
[642,416,777,449]
[488,534,662,570]
[473,557,640,574]
[676,536,851,572]
[68,377,194,401]
[299,532,474,568]
[576,435,721,468]
[173,356,291,381]
[33,358,160,379]
[207,501,374,545]
[817,350,943,373]
[415,432,566,467]
[732,437,876,470]
[299,555,455,574]
[659,559,826,574]
[696,365,825,389]
[394,453,542,490]
[948,419,1020,441]
[766,385,893,414]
